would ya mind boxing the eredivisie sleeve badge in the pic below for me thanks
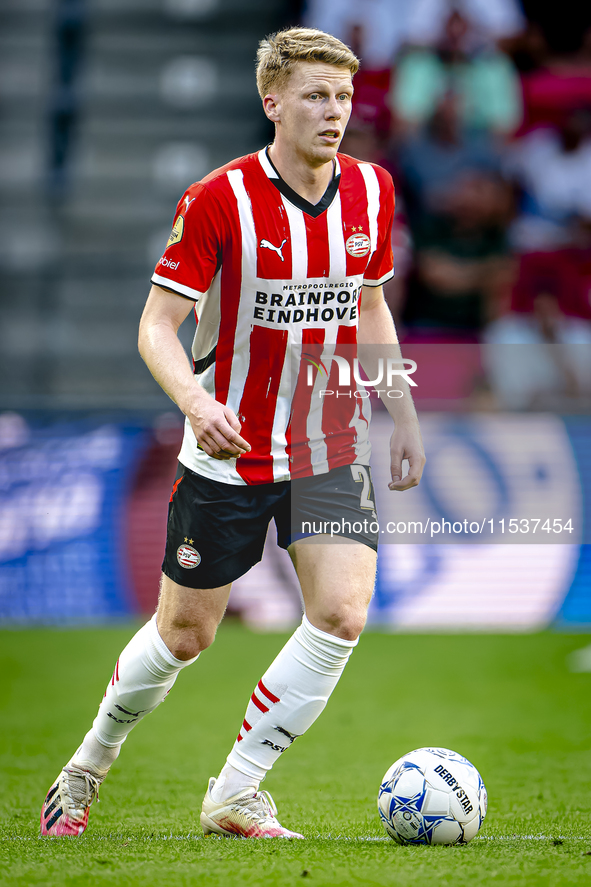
[167,214,184,247]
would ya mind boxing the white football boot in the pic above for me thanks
[201,777,304,838]
[40,758,108,836]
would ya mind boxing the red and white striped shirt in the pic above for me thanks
[152,148,395,485]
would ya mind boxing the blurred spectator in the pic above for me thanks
[502,108,591,349]
[390,9,523,137]
[303,0,415,69]
[383,6,523,341]
[483,292,591,410]
[505,110,591,251]
[404,0,525,49]
[401,172,515,338]
[389,7,521,242]
[510,249,591,320]
[520,67,591,134]
[504,2,591,132]
[395,92,502,222]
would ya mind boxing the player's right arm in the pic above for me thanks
[138,285,251,461]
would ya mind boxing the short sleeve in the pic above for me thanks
[151,183,223,301]
[363,168,395,287]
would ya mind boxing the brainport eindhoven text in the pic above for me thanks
[253,283,358,324]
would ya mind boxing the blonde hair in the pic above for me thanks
[256,27,359,99]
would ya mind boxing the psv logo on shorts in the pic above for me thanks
[177,543,201,569]
[345,232,371,257]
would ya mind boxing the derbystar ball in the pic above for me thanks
[378,747,487,845]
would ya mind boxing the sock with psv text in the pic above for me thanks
[79,614,198,759]
[212,615,357,802]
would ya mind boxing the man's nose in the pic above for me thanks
[325,95,342,118]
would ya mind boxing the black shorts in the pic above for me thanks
[162,462,379,589]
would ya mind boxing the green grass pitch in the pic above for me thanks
[1,624,591,886]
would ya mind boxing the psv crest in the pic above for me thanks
[177,542,201,569]
[346,232,371,257]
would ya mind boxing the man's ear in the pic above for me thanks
[263,93,281,124]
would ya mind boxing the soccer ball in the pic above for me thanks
[378,747,487,845]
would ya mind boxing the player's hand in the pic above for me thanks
[388,425,426,491]
[186,390,251,461]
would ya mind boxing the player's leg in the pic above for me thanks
[89,574,231,749]
[216,539,375,787]
[203,538,375,838]
[42,463,280,837]
[41,575,231,836]
[290,536,376,639]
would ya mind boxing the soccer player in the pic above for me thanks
[41,27,425,839]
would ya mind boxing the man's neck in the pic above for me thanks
[267,143,335,206]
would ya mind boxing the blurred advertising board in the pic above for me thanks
[0,414,148,624]
[0,410,589,630]
[369,412,590,630]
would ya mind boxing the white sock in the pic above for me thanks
[212,615,357,801]
[71,730,121,775]
[211,763,258,802]
[89,614,198,750]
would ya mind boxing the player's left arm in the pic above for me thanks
[358,285,426,491]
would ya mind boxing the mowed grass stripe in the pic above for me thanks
[1,625,591,885]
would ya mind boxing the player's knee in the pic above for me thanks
[317,606,367,641]
[172,625,216,658]
[158,615,218,659]
[336,614,366,641]
[193,623,218,653]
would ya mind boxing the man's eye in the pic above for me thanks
[309,93,319,100]
[339,94,351,101]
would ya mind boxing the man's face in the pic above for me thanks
[266,62,354,167]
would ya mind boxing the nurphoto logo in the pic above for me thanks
[304,355,418,398]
